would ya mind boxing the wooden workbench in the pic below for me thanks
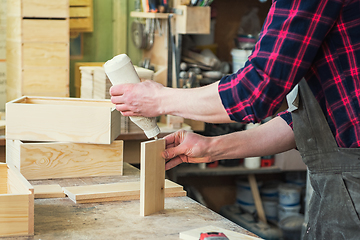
[5,163,259,240]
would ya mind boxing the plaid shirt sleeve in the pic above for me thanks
[218,0,342,123]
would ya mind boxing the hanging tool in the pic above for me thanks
[167,14,173,87]
[199,232,229,240]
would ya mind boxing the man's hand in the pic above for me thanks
[110,80,164,117]
[162,130,214,170]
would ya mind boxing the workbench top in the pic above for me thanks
[6,163,259,240]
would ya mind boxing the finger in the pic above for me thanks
[110,96,124,105]
[162,144,188,160]
[163,132,177,145]
[165,157,183,170]
[109,84,132,96]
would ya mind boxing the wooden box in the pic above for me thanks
[6,140,124,180]
[175,6,210,34]
[6,96,121,144]
[0,163,34,237]
[70,0,93,32]
[6,0,69,101]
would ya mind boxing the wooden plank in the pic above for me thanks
[179,225,262,240]
[23,68,69,97]
[140,139,166,216]
[22,0,69,18]
[22,19,69,42]
[70,0,91,6]
[248,174,267,224]
[6,17,21,41]
[6,140,123,180]
[6,96,121,144]
[63,179,185,204]
[0,163,8,194]
[23,42,69,68]
[34,184,65,199]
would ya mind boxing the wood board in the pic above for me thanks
[6,96,121,144]
[140,139,166,216]
[34,184,65,199]
[0,163,34,237]
[6,140,124,180]
[63,179,185,204]
[179,225,262,240]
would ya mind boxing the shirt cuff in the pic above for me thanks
[277,110,293,130]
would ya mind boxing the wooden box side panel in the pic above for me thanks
[6,101,114,144]
[176,6,210,34]
[19,140,124,180]
[22,19,69,42]
[111,110,122,143]
[0,194,30,237]
[23,42,69,68]
[22,68,69,97]
[22,0,69,18]
[6,140,21,171]
[140,139,165,216]
[7,0,21,17]
[0,164,8,194]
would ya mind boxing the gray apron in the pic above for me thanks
[291,79,360,239]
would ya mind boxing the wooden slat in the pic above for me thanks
[63,179,185,204]
[22,0,69,18]
[70,6,91,17]
[140,139,166,216]
[179,225,262,240]
[70,18,92,31]
[34,184,65,199]
[23,42,69,68]
[22,68,69,97]
[70,0,91,6]
[22,19,69,43]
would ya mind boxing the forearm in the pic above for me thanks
[207,116,296,161]
[160,81,232,123]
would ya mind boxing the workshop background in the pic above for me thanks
[0,0,309,239]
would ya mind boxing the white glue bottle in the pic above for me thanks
[104,54,160,139]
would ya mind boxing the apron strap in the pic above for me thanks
[292,78,338,154]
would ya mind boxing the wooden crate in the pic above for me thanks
[0,163,34,237]
[175,6,210,34]
[70,0,93,32]
[6,1,69,101]
[6,140,124,180]
[6,96,121,144]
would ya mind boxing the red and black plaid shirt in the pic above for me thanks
[218,0,360,148]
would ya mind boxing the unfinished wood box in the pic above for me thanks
[0,163,34,237]
[70,0,93,33]
[6,140,124,180]
[6,96,121,144]
[6,0,69,101]
[176,6,210,34]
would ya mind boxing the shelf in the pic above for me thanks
[130,11,173,19]
[169,164,281,179]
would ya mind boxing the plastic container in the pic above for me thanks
[235,180,262,213]
[263,200,278,221]
[278,183,301,206]
[244,157,261,169]
[278,214,304,240]
[278,204,301,221]
[231,49,252,73]
[260,184,279,201]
